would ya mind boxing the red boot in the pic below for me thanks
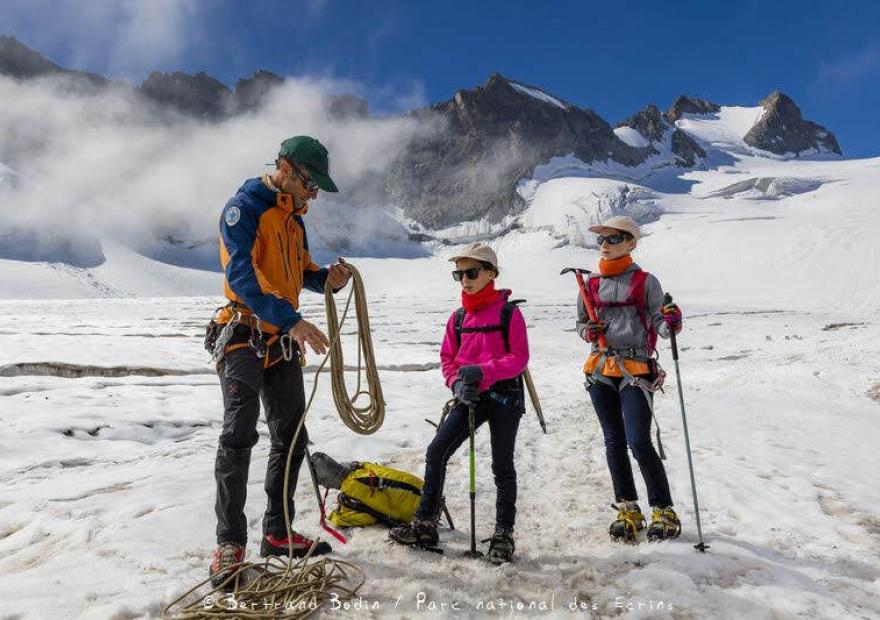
[260,532,332,558]
[209,542,245,588]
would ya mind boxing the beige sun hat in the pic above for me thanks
[448,242,498,269]
[588,215,641,240]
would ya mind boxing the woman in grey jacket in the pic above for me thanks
[576,216,683,543]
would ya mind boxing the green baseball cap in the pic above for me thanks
[278,135,339,193]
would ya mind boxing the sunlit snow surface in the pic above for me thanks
[1,109,880,618]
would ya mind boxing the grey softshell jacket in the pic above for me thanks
[575,262,672,356]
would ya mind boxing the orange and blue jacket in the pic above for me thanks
[217,177,328,333]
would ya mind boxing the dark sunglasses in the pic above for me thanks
[452,267,484,282]
[597,233,630,245]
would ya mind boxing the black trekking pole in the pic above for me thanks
[665,293,709,553]
[464,401,483,558]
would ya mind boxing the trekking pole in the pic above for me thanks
[465,401,483,558]
[665,293,709,553]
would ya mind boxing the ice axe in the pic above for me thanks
[665,292,709,553]
[560,267,607,350]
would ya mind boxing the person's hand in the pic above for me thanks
[584,319,606,343]
[327,263,352,290]
[457,365,483,385]
[661,303,683,334]
[288,319,330,356]
[452,379,480,405]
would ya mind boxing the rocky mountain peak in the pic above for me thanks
[233,69,284,113]
[386,74,646,228]
[0,35,108,90]
[616,102,706,167]
[743,90,841,155]
[139,71,232,120]
[618,104,666,142]
[666,95,721,122]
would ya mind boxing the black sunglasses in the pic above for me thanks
[597,233,630,245]
[452,267,484,282]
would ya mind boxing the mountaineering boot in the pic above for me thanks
[609,501,646,542]
[209,542,246,588]
[484,526,515,564]
[260,532,332,558]
[388,519,439,548]
[647,507,681,541]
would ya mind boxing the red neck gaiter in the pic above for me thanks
[461,281,501,312]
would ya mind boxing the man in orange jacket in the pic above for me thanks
[209,136,351,587]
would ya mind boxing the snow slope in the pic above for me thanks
[1,107,879,619]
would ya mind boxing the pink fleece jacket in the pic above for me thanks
[440,289,530,392]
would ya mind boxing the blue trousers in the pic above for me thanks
[416,394,522,529]
[588,376,673,508]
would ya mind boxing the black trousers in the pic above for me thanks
[588,377,673,508]
[416,393,523,530]
[214,348,308,545]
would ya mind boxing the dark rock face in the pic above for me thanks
[139,71,232,120]
[618,104,666,142]
[616,103,706,167]
[743,91,841,155]
[326,94,369,119]
[386,74,646,228]
[0,35,108,90]
[670,129,706,166]
[666,95,721,122]
[233,70,284,113]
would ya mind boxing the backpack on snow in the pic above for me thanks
[327,462,427,528]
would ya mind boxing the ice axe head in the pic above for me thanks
[559,267,593,276]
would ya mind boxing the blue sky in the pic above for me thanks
[3,0,879,156]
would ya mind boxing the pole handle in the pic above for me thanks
[664,293,679,361]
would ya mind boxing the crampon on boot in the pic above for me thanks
[609,501,646,543]
[388,519,439,548]
[260,532,332,558]
[483,527,515,564]
[647,507,681,541]
[209,542,246,588]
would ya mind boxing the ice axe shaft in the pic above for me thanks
[560,267,607,350]
[665,293,709,553]
[522,368,546,434]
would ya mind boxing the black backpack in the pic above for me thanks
[453,299,526,393]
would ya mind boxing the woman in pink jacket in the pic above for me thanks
[389,242,530,563]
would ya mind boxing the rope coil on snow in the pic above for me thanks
[163,261,382,618]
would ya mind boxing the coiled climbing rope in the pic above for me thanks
[163,261,383,618]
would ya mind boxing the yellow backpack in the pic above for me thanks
[328,462,425,527]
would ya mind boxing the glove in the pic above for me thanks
[452,379,480,405]
[584,319,606,343]
[457,365,483,385]
[661,303,683,334]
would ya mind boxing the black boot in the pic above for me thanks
[484,527,515,564]
[389,519,439,547]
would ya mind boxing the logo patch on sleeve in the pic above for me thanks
[224,206,241,227]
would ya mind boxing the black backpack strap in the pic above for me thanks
[500,299,526,353]
[454,307,466,348]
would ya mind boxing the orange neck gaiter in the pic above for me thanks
[599,254,633,276]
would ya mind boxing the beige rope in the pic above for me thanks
[163,261,383,618]
[325,261,385,435]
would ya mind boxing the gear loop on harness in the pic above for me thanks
[211,310,241,364]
